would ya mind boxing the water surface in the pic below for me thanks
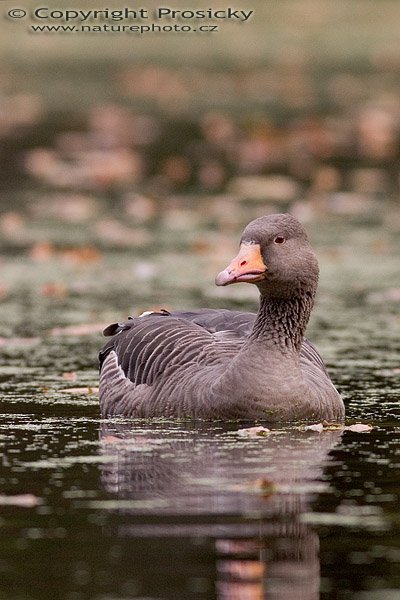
[0,214,399,599]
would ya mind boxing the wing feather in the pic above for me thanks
[99,308,329,391]
[100,314,224,388]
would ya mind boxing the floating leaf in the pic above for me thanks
[344,423,373,433]
[62,372,78,381]
[303,423,324,433]
[301,421,373,434]
[237,426,271,438]
[60,387,99,395]
[0,494,41,508]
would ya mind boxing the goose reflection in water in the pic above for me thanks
[99,423,343,599]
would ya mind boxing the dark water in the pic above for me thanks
[0,215,399,599]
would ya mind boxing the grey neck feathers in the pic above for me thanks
[250,291,315,352]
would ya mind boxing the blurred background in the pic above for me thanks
[0,0,399,339]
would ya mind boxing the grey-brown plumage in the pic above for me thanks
[99,214,345,422]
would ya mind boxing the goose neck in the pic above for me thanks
[250,292,315,352]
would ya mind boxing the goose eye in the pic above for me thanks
[274,236,286,244]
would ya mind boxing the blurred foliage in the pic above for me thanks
[1,1,400,205]
[0,0,399,273]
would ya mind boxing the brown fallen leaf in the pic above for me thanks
[344,423,373,433]
[302,421,373,433]
[321,420,343,429]
[237,426,271,438]
[0,211,26,235]
[62,372,78,381]
[41,283,68,298]
[29,241,55,262]
[31,193,99,223]
[29,242,102,266]
[303,423,324,433]
[60,246,102,266]
[60,387,99,395]
[0,494,41,507]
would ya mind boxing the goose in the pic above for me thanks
[99,213,345,422]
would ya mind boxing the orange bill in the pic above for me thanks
[215,243,267,286]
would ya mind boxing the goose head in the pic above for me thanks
[215,214,319,300]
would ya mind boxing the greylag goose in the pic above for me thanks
[99,213,345,422]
